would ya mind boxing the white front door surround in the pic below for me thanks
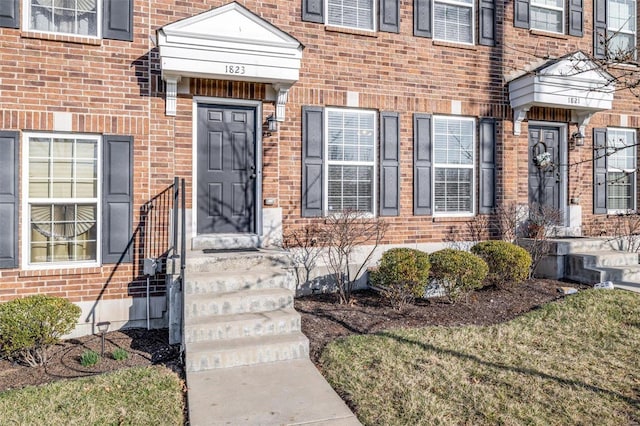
[157,2,303,119]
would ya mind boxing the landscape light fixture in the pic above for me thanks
[97,321,111,357]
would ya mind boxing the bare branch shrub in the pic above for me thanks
[283,225,323,291]
[521,204,563,278]
[494,202,528,243]
[605,211,640,252]
[320,211,387,304]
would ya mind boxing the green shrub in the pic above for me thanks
[80,350,100,367]
[370,248,430,310]
[112,348,129,361]
[429,249,488,303]
[471,241,532,288]
[0,295,81,366]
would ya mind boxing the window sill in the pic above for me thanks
[529,29,568,40]
[19,265,102,278]
[432,40,477,51]
[325,25,378,38]
[21,31,102,46]
[432,215,475,222]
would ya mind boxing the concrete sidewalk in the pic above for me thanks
[187,359,362,425]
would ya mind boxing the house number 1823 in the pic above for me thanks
[567,97,580,105]
[225,65,245,75]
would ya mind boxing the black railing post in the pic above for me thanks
[172,176,179,258]
[180,178,186,278]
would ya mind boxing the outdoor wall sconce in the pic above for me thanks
[570,130,585,146]
[267,114,278,132]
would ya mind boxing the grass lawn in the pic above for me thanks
[0,366,184,425]
[321,289,640,425]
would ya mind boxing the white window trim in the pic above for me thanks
[325,0,377,32]
[530,0,565,34]
[432,0,475,45]
[21,132,102,270]
[606,127,637,213]
[432,116,476,217]
[324,108,378,216]
[22,0,103,39]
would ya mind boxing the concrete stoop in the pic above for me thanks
[183,249,309,372]
[560,238,640,288]
[183,247,360,425]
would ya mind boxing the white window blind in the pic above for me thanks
[433,117,475,215]
[607,128,637,211]
[433,0,473,44]
[327,0,375,30]
[530,0,564,33]
[326,109,376,213]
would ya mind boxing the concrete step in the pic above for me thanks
[599,265,640,283]
[186,332,310,371]
[568,251,639,268]
[184,269,294,295]
[191,234,259,251]
[185,248,292,273]
[184,288,293,319]
[184,308,301,343]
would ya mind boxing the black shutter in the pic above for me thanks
[479,118,496,214]
[380,112,400,216]
[302,107,325,217]
[0,132,19,269]
[593,128,608,214]
[593,0,607,58]
[379,0,400,33]
[568,0,583,36]
[102,135,133,263]
[514,0,530,29]
[414,114,432,215]
[0,0,19,29]
[103,0,133,41]
[303,0,325,23]
[478,0,495,46]
[414,0,432,38]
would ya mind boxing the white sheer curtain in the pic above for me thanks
[30,0,97,36]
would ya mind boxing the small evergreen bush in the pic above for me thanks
[0,295,81,366]
[112,348,129,361]
[80,350,100,367]
[471,241,532,288]
[429,249,488,303]
[370,248,430,310]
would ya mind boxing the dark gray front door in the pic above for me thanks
[528,125,561,211]
[197,104,256,234]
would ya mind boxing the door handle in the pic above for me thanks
[249,165,256,179]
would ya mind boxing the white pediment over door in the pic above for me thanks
[508,51,615,135]
[157,2,303,117]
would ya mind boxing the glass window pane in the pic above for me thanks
[327,0,374,30]
[434,2,473,43]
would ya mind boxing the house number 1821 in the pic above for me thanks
[225,65,245,75]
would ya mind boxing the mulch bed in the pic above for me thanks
[295,279,587,366]
[0,328,182,393]
[0,279,582,393]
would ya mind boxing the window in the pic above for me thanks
[607,0,637,59]
[326,109,376,214]
[433,0,474,44]
[433,117,475,215]
[530,0,564,33]
[25,134,99,267]
[607,128,636,211]
[27,0,99,37]
[327,0,375,30]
